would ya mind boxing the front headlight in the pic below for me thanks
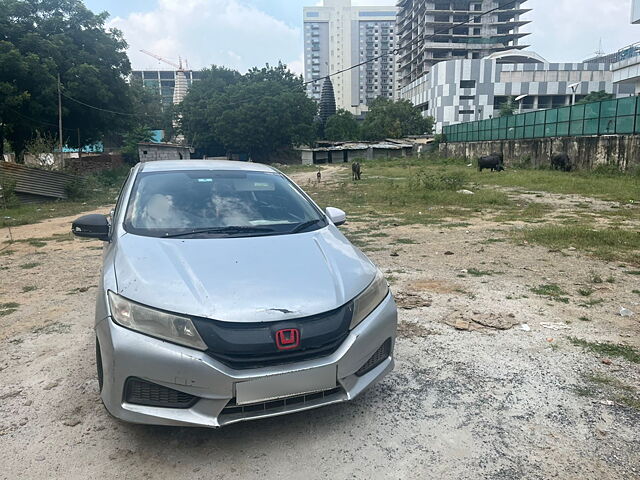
[108,291,207,351]
[350,270,389,329]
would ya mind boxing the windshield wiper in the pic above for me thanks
[163,226,276,238]
[290,219,324,234]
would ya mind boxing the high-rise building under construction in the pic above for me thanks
[396,0,531,89]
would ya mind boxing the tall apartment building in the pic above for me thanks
[303,0,398,115]
[396,0,531,89]
[633,0,640,24]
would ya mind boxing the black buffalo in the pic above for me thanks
[352,161,362,181]
[478,154,505,172]
[551,153,571,172]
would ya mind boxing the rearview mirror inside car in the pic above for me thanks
[72,214,110,242]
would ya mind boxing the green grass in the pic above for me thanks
[22,286,37,293]
[578,288,594,297]
[579,298,605,308]
[395,238,417,244]
[516,226,640,264]
[0,302,20,317]
[531,283,570,303]
[473,167,640,203]
[467,268,496,277]
[625,270,640,275]
[569,337,640,363]
[0,249,15,256]
[19,262,41,270]
[27,240,47,248]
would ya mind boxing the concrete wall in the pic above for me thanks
[139,146,191,162]
[439,135,640,171]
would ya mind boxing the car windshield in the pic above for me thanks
[124,169,325,238]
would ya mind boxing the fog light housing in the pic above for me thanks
[124,377,199,408]
[355,338,392,377]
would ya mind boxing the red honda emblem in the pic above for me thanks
[275,328,300,351]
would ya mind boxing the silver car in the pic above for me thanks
[72,160,397,428]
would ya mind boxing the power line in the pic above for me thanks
[6,107,77,133]
[60,92,151,117]
[303,0,523,86]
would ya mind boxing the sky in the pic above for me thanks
[83,0,640,74]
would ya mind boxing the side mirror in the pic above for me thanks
[325,207,346,227]
[72,214,110,241]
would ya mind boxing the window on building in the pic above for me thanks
[458,109,474,115]
[460,80,476,88]
[460,95,475,100]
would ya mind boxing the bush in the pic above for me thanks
[93,166,130,188]
[0,178,19,207]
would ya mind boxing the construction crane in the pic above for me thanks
[140,49,188,71]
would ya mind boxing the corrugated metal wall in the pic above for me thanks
[0,163,75,203]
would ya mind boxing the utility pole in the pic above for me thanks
[77,128,82,159]
[57,74,64,169]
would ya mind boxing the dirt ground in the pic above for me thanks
[0,167,639,479]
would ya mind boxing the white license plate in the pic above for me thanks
[235,365,337,406]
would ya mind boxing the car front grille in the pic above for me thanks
[124,377,199,409]
[191,302,353,370]
[221,387,344,417]
[355,338,392,377]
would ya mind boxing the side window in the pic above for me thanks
[112,170,133,226]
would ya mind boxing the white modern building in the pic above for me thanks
[611,1,640,94]
[303,0,398,115]
[399,51,634,132]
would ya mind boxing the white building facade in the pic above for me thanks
[399,52,631,132]
[303,0,398,115]
[633,0,640,24]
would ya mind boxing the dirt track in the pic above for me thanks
[0,167,639,479]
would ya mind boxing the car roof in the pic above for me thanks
[139,160,278,174]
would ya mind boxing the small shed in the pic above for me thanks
[138,143,192,162]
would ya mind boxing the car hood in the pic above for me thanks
[113,226,377,323]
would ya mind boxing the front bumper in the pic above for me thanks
[96,293,397,427]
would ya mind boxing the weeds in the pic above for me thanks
[467,268,496,277]
[0,302,19,317]
[569,337,640,363]
[578,288,594,297]
[579,298,605,308]
[531,284,569,303]
[517,226,640,264]
[22,286,37,293]
[20,262,40,270]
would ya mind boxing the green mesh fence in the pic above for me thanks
[443,96,640,142]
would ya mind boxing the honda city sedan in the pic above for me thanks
[72,160,397,427]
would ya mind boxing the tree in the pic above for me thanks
[325,109,360,141]
[361,98,433,140]
[179,66,242,157]
[121,126,153,165]
[499,97,516,117]
[577,90,614,105]
[318,78,337,139]
[0,0,132,160]
[180,63,317,161]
